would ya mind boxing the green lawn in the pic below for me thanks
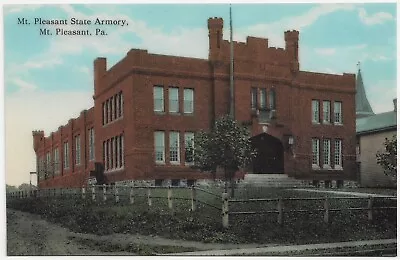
[6,185,397,246]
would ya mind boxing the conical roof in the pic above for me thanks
[356,68,375,118]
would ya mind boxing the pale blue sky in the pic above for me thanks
[3,3,397,185]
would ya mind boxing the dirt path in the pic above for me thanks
[7,209,275,255]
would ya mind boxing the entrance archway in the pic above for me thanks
[250,133,284,174]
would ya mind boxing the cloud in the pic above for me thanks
[3,4,42,14]
[315,48,336,56]
[5,90,93,186]
[22,57,63,69]
[11,78,38,92]
[358,8,394,25]
[367,80,397,113]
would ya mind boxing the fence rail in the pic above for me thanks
[6,188,396,229]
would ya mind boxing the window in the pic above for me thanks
[154,86,164,112]
[103,141,106,170]
[46,152,51,177]
[323,139,331,168]
[185,132,194,165]
[63,142,69,169]
[154,131,165,163]
[323,101,330,123]
[88,128,95,161]
[54,148,59,174]
[103,103,107,125]
[334,139,342,169]
[259,89,267,109]
[120,134,124,168]
[75,135,81,165]
[120,92,124,117]
[184,88,194,114]
[107,99,111,123]
[171,179,180,187]
[312,100,319,123]
[169,131,180,164]
[269,88,276,110]
[169,87,179,113]
[312,138,320,168]
[251,87,257,111]
[334,101,342,124]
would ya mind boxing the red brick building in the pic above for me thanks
[33,17,357,188]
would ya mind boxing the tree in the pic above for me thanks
[192,116,257,197]
[376,134,397,181]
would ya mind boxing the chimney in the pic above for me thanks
[393,98,397,112]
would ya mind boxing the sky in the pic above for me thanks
[2,2,398,186]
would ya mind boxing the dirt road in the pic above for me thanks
[6,208,271,256]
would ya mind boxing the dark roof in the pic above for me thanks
[355,69,375,118]
[356,110,397,135]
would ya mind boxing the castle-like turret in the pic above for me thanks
[32,130,44,152]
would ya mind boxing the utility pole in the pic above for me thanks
[229,4,235,119]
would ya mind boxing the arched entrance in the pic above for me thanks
[250,133,284,174]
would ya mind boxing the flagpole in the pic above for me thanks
[229,4,235,119]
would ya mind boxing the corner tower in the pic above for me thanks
[284,30,299,73]
[208,17,224,62]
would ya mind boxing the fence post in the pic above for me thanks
[191,186,197,212]
[368,196,374,221]
[222,192,229,228]
[130,186,134,204]
[82,186,86,200]
[168,186,173,210]
[324,197,329,223]
[277,198,283,225]
[115,186,119,203]
[92,186,95,201]
[147,187,152,207]
[103,184,107,202]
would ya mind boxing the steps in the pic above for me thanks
[239,174,313,188]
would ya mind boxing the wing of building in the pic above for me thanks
[356,98,397,187]
[33,17,357,188]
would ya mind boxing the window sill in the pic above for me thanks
[155,161,166,165]
[104,167,125,174]
[170,162,181,165]
[168,112,181,115]
[334,122,343,126]
[312,165,321,170]
[322,121,331,125]
[103,117,124,127]
[154,111,166,115]
[323,165,333,170]
[185,162,194,167]
[183,112,194,116]
[334,166,343,170]
[312,121,320,125]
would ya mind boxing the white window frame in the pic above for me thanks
[169,131,180,164]
[312,138,320,169]
[334,139,343,170]
[312,100,319,123]
[323,100,330,124]
[184,132,194,165]
[251,88,257,111]
[120,92,124,117]
[121,134,124,167]
[154,86,164,112]
[334,101,343,125]
[75,135,81,165]
[54,148,59,174]
[63,142,69,169]
[88,128,95,161]
[169,87,179,113]
[184,88,194,114]
[323,139,331,169]
[259,89,266,109]
[155,131,165,164]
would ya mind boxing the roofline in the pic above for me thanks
[356,125,397,136]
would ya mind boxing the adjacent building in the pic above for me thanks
[355,69,397,187]
[33,17,357,188]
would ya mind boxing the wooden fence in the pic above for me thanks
[6,185,223,214]
[6,188,396,228]
[223,193,397,228]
